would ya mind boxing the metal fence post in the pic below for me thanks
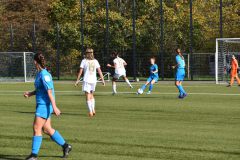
[159,0,164,80]
[80,0,84,56]
[32,22,36,53]
[132,0,136,80]
[105,0,109,59]
[10,24,14,51]
[219,0,223,38]
[189,0,193,80]
[56,23,60,80]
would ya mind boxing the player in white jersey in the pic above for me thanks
[107,52,133,94]
[75,48,105,117]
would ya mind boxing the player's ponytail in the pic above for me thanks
[34,52,46,68]
[85,48,94,60]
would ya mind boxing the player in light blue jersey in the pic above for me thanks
[138,57,159,94]
[24,53,72,160]
[172,48,187,99]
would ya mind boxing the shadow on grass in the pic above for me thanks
[0,154,24,160]
[0,154,61,160]
[13,111,85,116]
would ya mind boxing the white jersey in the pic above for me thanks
[113,57,126,75]
[80,59,100,84]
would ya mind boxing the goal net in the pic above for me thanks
[215,38,240,84]
[0,52,36,82]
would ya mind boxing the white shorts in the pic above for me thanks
[82,81,96,93]
[113,73,126,79]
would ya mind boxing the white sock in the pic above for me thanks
[87,101,92,113]
[113,84,117,93]
[125,79,133,87]
[91,99,95,112]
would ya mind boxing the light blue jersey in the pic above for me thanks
[150,64,158,77]
[34,69,54,119]
[147,64,159,82]
[175,55,185,81]
[176,55,185,69]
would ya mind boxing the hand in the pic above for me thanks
[107,64,111,67]
[75,80,80,87]
[102,80,105,86]
[53,107,61,116]
[24,92,31,98]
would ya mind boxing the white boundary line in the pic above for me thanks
[0,91,240,96]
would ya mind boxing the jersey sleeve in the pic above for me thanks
[154,64,158,70]
[176,56,180,63]
[95,60,100,69]
[80,59,85,68]
[41,73,54,91]
[113,59,117,64]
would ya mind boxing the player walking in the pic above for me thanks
[24,53,72,160]
[107,52,133,95]
[227,55,240,87]
[172,48,187,99]
[75,48,105,117]
[137,57,159,94]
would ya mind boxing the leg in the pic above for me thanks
[147,80,156,94]
[31,117,46,157]
[86,92,94,117]
[123,76,133,88]
[90,92,96,115]
[230,75,234,86]
[141,79,150,91]
[236,75,240,85]
[112,78,117,94]
[43,119,72,158]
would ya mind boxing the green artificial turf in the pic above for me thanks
[0,82,239,160]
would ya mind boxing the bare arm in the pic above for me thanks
[75,68,83,86]
[47,89,61,116]
[107,63,116,68]
[97,68,105,86]
[24,90,36,98]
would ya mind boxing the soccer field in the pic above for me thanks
[0,82,240,160]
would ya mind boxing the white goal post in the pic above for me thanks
[0,52,36,82]
[215,38,240,84]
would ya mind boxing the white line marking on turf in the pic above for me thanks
[0,91,240,96]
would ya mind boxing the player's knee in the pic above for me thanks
[43,126,54,136]
[33,125,42,136]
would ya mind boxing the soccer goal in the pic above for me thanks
[215,38,240,84]
[0,52,36,82]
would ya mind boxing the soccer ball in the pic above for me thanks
[137,88,143,94]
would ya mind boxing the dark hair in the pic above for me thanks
[34,52,45,68]
[176,48,181,53]
[150,56,156,60]
[111,51,119,57]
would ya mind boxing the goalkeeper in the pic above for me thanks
[227,55,240,87]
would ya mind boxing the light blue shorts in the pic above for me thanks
[35,104,53,119]
[176,68,185,81]
[147,76,159,83]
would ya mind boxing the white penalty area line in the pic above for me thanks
[0,91,240,96]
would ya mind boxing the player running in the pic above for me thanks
[137,57,159,94]
[75,48,105,117]
[172,48,187,99]
[227,55,240,87]
[107,52,133,95]
[24,53,72,160]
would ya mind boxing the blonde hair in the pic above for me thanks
[85,48,94,60]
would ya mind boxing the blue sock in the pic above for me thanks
[149,84,153,92]
[141,84,147,91]
[51,130,66,146]
[32,136,42,155]
[176,85,183,96]
[178,85,186,94]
